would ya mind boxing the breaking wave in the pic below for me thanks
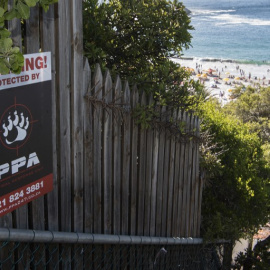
[177,57,270,66]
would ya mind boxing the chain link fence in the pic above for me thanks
[0,229,229,269]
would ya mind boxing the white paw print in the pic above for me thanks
[2,111,29,145]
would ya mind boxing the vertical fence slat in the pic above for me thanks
[181,112,189,237]
[189,114,197,237]
[58,0,72,235]
[71,2,84,268]
[192,116,200,237]
[102,71,113,269]
[41,3,59,233]
[93,64,103,233]
[166,110,177,237]
[172,110,181,237]
[181,112,192,237]
[161,110,171,237]
[186,113,193,236]
[113,76,122,234]
[42,10,59,266]
[44,10,58,263]
[144,95,154,236]
[103,70,113,234]
[83,59,93,233]
[137,92,147,236]
[71,0,84,235]
[150,121,159,236]
[155,106,166,236]
[195,118,202,237]
[57,3,72,269]
[130,86,139,235]
[122,82,131,235]
[179,111,186,237]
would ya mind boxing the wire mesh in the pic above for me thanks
[0,240,228,269]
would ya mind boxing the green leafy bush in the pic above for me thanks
[198,101,269,241]
[83,0,202,107]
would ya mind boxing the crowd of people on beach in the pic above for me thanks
[181,60,270,104]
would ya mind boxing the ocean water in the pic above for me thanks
[181,0,270,65]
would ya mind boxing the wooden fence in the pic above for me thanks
[0,2,202,238]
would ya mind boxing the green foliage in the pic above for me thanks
[224,86,270,143]
[224,85,270,185]
[197,101,269,241]
[83,0,199,107]
[233,239,270,270]
[0,0,58,75]
[39,0,58,12]
[133,103,157,129]
[0,37,24,73]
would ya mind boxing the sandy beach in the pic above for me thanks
[172,58,270,105]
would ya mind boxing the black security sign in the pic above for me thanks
[0,52,53,216]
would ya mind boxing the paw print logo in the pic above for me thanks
[0,103,33,151]
[2,111,30,144]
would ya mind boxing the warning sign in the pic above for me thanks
[0,52,53,216]
[0,52,51,90]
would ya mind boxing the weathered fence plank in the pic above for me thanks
[41,4,59,233]
[195,117,202,237]
[172,110,182,237]
[113,76,122,235]
[71,0,84,235]
[103,70,113,235]
[166,111,177,236]
[189,115,197,237]
[137,92,147,236]
[155,106,166,237]
[144,96,154,236]
[150,125,159,236]
[186,113,193,236]
[182,112,192,237]
[194,117,200,237]
[93,65,103,234]
[71,3,84,268]
[161,111,171,237]
[83,59,93,233]
[40,6,59,270]
[180,112,187,237]
[130,86,139,235]
[122,82,131,235]
[58,0,72,235]
[57,2,72,269]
